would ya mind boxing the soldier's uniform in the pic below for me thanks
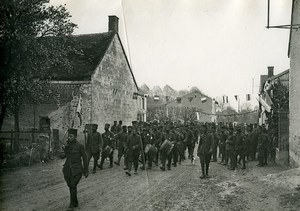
[186,126,195,159]
[115,126,128,168]
[211,126,219,162]
[111,121,118,134]
[257,127,268,167]
[197,125,213,179]
[153,127,162,166]
[62,129,88,210]
[125,128,142,175]
[236,128,246,169]
[85,124,103,173]
[226,128,237,170]
[219,128,228,164]
[111,121,118,148]
[160,128,175,171]
[250,124,259,160]
[98,124,115,169]
[117,121,122,133]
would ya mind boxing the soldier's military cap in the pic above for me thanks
[122,125,127,129]
[68,128,77,135]
[105,123,110,127]
[91,124,98,128]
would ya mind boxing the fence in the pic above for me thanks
[0,129,54,157]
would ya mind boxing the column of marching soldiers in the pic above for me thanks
[85,120,278,177]
[62,120,277,210]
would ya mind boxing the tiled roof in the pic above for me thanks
[50,32,115,80]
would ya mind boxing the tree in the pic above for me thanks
[216,106,237,123]
[0,0,77,152]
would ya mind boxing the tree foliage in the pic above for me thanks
[0,0,77,152]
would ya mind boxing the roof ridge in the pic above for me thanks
[71,31,115,37]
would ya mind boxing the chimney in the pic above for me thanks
[267,66,274,78]
[108,15,119,33]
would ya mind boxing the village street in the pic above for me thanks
[1,148,300,211]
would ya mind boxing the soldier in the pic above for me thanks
[250,124,259,161]
[172,126,184,166]
[111,121,118,148]
[62,129,88,211]
[270,129,277,164]
[211,124,219,162]
[177,125,186,164]
[152,126,162,166]
[140,128,154,170]
[236,127,246,169]
[243,124,252,162]
[257,126,268,167]
[98,124,115,169]
[114,125,128,168]
[218,126,228,165]
[125,127,142,176]
[186,125,195,160]
[226,127,237,170]
[117,120,123,133]
[197,124,213,179]
[160,126,175,171]
[85,124,103,173]
[111,121,118,134]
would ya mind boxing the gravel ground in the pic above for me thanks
[0,150,299,211]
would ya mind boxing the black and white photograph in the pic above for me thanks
[0,0,300,210]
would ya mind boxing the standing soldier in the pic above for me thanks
[111,121,118,148]
[211,124,219,162]
[62,129,88,211]
[236,127,246,169]
[186,125,195,160]
[125,127,142,176]
[243,125,252,162]
[98,124,115,169]
[219,126,228,165]
[117,120,123,133]
[85,124,103,173]
[269,129,277,164]
[114,126,128,168]
[140,128,150,170]
[160,126,175,171]
[257,126,268,167]
[250,124,259,161]
[152,126,162,166]
[111,121,118,134]
[226,127,237,170]
[197,124,213,179]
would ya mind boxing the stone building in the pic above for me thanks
[165,91,214,123]
[2,16,146,145]
[289,0,300,167]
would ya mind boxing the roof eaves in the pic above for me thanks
[269,69,290,80]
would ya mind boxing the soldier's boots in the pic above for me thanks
[125,171,131,176]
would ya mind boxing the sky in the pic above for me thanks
[50,0,292,108]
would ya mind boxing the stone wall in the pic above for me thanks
[289,0,300,167]
[90,35,139,132]
[1,82,91,145]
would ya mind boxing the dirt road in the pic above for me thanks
[1,152,299,211]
